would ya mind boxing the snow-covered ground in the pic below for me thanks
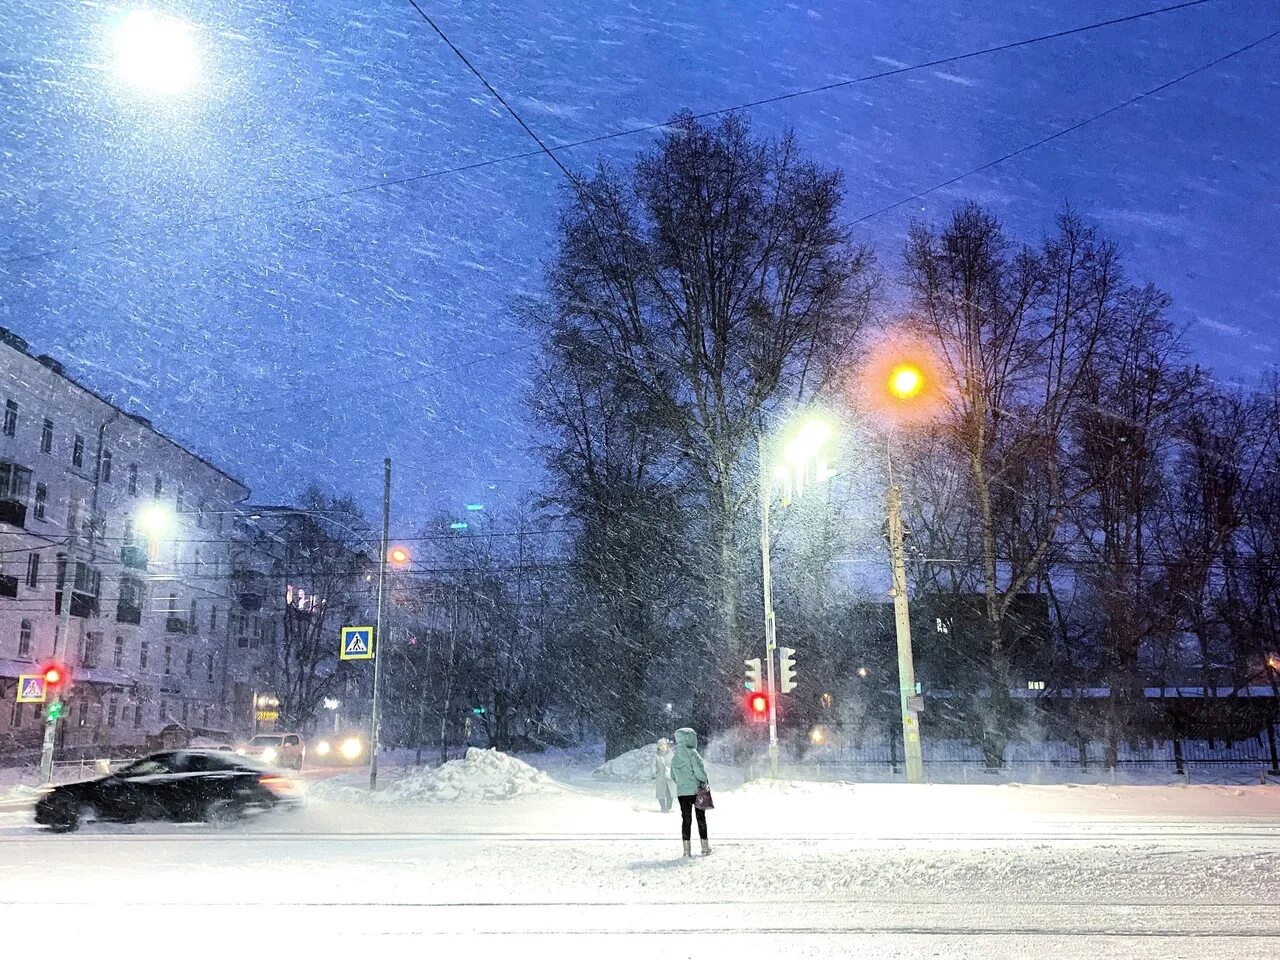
[1,751,1277,956]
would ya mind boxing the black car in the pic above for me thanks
[34,749,302,832]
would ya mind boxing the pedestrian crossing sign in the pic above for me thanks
[16,674,47,703]
[340,626,375,661]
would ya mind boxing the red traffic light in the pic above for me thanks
[748,692,769,716]
[41,662,67,687]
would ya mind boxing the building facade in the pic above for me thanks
[0,327,255,757]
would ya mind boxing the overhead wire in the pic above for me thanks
[0,0,1226,268]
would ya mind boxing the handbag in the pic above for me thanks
[694,783,714,810]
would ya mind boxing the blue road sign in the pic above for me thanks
[17,674,47,703]
[340,626,375,661]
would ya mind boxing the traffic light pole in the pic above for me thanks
[758,436,780,778]
[40,499,80,783]
[886,455,924,784]
[369,457,391,792]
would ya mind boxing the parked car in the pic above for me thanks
[236,733,305,769]
[33,750,302,833]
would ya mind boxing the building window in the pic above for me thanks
[107,699,118,728]
[181,701,189,723]
[40,419,53,454]
[11,702,21,728]
[101,449,112,483]
[113,635,124,669]
[128,464,138,496]
[193,548,201,574]
[206,654,214,682]
[159,699,168,721]
[202,704,210,727]
[25,552,39,588]
[77,700,87,727]
[209,606,218,633]
[17,619,32,658]
[175,485,185,514]
[1027,680,1046,691]
[72,434,84,468]
[154,475,163,497]
[185,649,193,677]
[164,644,172,675]
[189,599,197,631]
[83,632,101,668]
[139,640,149,671]
[2,399,16,437]
[134,703,144,728]
[34,483,46,520]
[197,501,207,528]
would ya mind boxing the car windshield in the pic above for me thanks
[116,758,171,779]
[250,736,283,747]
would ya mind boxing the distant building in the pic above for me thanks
[0,327,249,757]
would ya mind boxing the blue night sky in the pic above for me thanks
[2,0,1277,530]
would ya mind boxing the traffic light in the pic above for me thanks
[743,657,761,692]
[41,661,68,691]
[747,691,769,721]
[779,647,797,694]
[46,701,64,722]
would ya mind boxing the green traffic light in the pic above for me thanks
[47,701,64,722]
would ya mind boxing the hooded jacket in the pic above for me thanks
[670,727,709,796]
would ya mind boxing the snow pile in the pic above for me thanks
[592,744,660,783]
[319,748,558,804]
[0,783,43,806]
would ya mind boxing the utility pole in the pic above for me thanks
[886,454,924,784]
[369,457,391,791]
[758,435,780,778]
[40,497,81,782]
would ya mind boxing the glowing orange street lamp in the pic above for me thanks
[388,546,410,566]
[888,363,925,401]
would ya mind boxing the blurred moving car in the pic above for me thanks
[33,750,301,833]
[236,733,305,769]
[311,732,366,765]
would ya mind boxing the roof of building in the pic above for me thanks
[0,326,246,492]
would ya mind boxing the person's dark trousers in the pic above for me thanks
[678,794,707,841]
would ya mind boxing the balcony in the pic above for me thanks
[165,616,189,634]
[0,498,26,529]
[0,574,17,598]
[116,601,142,625]
[120,543,149,571]
[55,590,99,618]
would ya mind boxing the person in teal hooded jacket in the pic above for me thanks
[670,727,710,857]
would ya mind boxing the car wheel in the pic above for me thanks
[45,799,80,833]
[203,798,245,827]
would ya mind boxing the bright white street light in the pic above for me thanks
[136,503,175,538]
[112,9,200,96]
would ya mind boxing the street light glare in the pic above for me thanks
[888,363,925,400]
[388,546,410,565]
[112,10,199,96]
[783,418,833,466]
[137,503,174,536]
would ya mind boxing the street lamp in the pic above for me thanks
[137,502,175,559]
[758,414,834,777]
[111,9,200,96]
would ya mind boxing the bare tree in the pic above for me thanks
[902,205,1120,764]
[535,112,875,725]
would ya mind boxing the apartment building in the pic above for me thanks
[0,327,251,756]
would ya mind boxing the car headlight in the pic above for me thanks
[315,740,331,756]
[340,737,362,760]
[261,747,278,763]
[235,747,247,756]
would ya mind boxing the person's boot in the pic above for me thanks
[682,840,692,858]
[700,838,712,856]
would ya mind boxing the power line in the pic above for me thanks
[0,0,1222,268]
[853,27,1280,223]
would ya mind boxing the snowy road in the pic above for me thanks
[2,776,1278,958]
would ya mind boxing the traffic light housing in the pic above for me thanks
[743,657,761,692]
[779,647,797,694]
[47,701,64,722]
[747,691,769,721]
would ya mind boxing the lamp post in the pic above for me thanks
[369,458,392,792]
[758,416,833,778]
[884,361,927,784]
